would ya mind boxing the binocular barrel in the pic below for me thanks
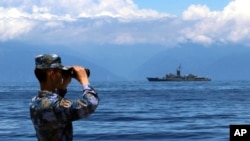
[62,68,90,78]
[85,69,90,77]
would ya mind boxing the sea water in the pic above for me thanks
[1,80,250,141]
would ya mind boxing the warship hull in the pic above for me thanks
[147,77,211,82]
[147,65,211,82]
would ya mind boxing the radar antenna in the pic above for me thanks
[177,64,181,76]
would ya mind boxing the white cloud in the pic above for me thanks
[0,0,169,42]
[76,0,168,21]
[114,33,135,44]
[0,7,34,41]
[181,0,250,45]
[0,0,250,47]
[182,5,217,20]
[32,5,49,13]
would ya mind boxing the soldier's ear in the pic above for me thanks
[47,70,54,76]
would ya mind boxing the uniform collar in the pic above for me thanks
[38,90,53,97]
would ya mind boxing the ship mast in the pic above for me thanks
[176,65,181,77]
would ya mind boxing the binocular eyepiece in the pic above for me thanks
[62,67,90,78]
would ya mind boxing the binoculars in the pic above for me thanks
[62,67,90,78]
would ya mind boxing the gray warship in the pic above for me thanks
[147,66,211,82]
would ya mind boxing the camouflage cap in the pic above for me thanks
[35,54,64,69]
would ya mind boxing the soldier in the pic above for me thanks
[30,54,99,141]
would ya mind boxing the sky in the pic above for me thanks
[0,0,249,47]
[133,0,231,16]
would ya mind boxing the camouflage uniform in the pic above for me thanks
[30,54,99,141]
[30,86,99,141]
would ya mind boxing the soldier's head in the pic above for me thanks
[34,54,68,84]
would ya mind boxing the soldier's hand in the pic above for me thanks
[71,66,89,85]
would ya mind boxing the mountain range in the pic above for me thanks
[132,43,250,81]
[1,41,250,82]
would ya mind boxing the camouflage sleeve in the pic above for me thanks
[57,85,99,121]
